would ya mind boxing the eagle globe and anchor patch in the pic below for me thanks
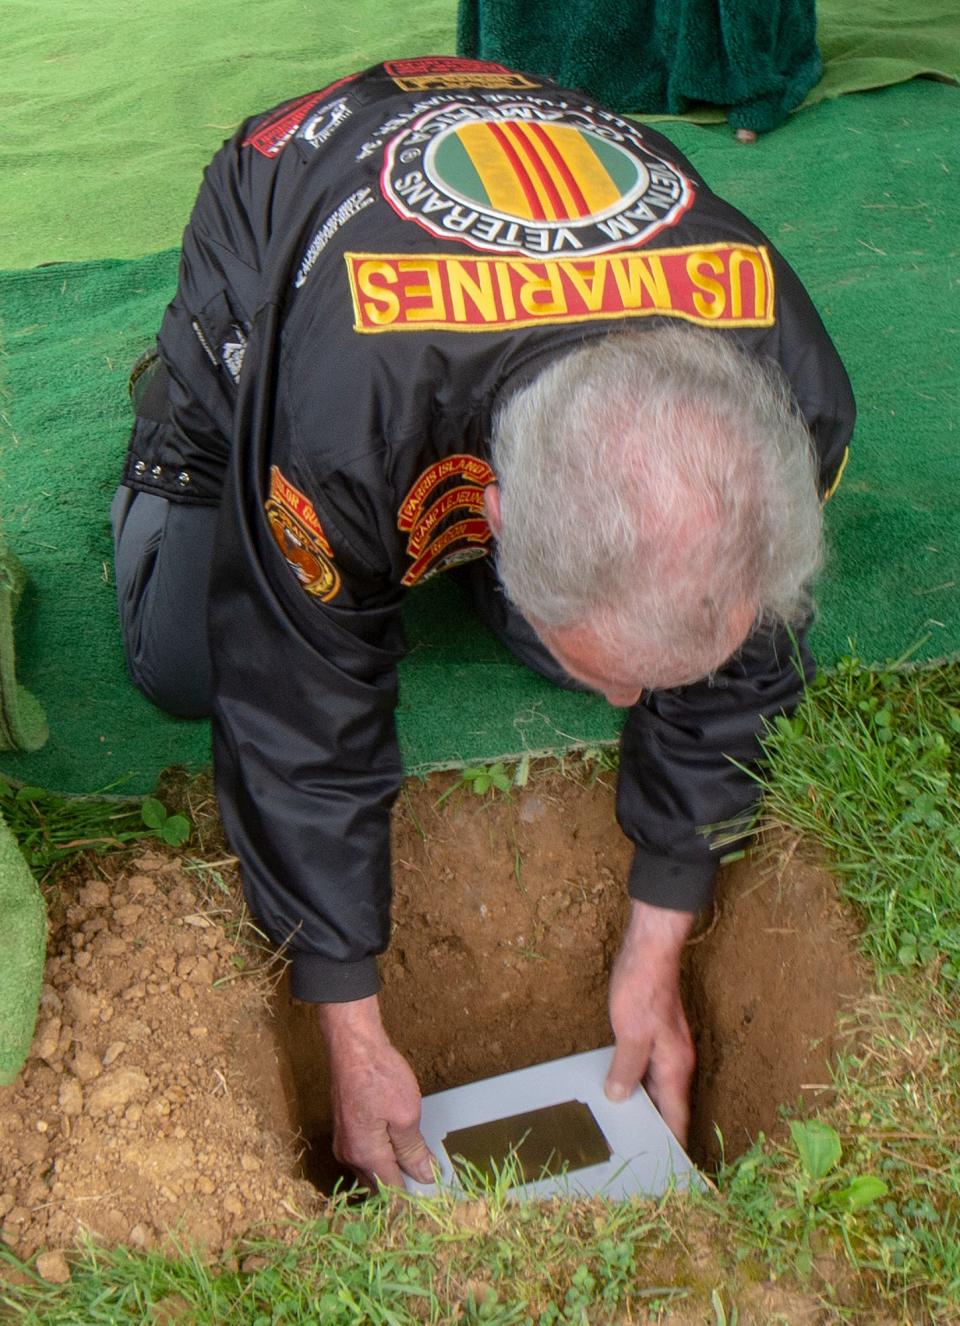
[381,97,693,258]
[265,467,341,602]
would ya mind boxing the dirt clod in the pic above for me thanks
[35,1250,71,1284]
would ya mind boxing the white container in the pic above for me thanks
[403,1046,703,1200]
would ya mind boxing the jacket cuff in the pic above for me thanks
[289,953,381,1003]
[627,847,717,914]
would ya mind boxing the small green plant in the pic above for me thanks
[0,775,192,874]
[436,761,513,806]
[140,796,191,847]
[710,1288,738,1326]
[724,1120,887,1277]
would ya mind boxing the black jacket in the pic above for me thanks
[124,58,855,1002]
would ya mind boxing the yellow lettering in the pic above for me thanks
[687,252,727,320]
[609,255,670,309]
[729,248,767,319]
[494,261,517,321]
[398,260,445,322]
[558,260,608,311]
[356,261,400,325]
[513,261,567,317]
[447,261,498,323]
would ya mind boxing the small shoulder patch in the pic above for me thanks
[265,467,341,601]
[382,56,538,92]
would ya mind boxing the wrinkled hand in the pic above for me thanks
[318,995,434,1188]
[604,900,697,1145]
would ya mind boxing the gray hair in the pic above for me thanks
[490,325,823,688]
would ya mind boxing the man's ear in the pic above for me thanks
[483,482,502,535]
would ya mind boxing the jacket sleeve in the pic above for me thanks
[617,251,857,914]
[617,623,815,912]
[208,476,408,1003]
[204,286,409,1004]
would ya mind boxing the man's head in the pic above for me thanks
[487,325,824,697]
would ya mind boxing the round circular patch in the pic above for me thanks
[382,98,693,257]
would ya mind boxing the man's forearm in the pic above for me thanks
[621,898,697,961]
[317,992,388,1048]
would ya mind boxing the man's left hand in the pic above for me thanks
[604,898,697,1145]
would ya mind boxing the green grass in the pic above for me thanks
[756,655,960,986]
[0,1179,720,1325]
[0,777,192,879]
[3,658,960,1322]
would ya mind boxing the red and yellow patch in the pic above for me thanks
[242,77,356,158]
[398,455,495,586]
[265,467,341,601]
[346,243,775,334]
[383,56,538,92]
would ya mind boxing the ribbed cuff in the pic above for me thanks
[627,847,717,914]
[288,953,381,1003]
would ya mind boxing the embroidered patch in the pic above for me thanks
[398,455,495,586]
[383,56,538,92]
[381,97,692,258]
[346,243,776,333]
[265,467,341,602]
[296,96,352,151]
[293,188,375,290]
[243,76,356,158]
[220,325,247,383]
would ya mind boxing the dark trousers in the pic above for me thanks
[111,490,579,722]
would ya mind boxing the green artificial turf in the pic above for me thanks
[1,79,957,794]
[1,0,957,268]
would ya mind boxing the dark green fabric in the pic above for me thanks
[0,80,957,796]
[458,0,821,132]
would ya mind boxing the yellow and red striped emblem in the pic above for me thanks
[442,121,631,223]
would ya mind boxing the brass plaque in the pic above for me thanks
[443,1100,612,1185]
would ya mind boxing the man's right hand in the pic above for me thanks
[317,995,434,1189]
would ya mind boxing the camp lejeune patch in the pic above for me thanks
[381,95,693,258]
[397,455,495,586]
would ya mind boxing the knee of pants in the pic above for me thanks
[127,655,213,721]
[112,488,216,720]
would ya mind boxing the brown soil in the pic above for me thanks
[0,767,866,1262]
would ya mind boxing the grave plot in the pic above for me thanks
[0,765,864,1260]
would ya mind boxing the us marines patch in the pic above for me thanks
[265,467,341,602]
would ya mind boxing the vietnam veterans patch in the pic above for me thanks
[265,467,341,601]
[381,97,693,257]
[397,455,495,586]
[346,243,776,333]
